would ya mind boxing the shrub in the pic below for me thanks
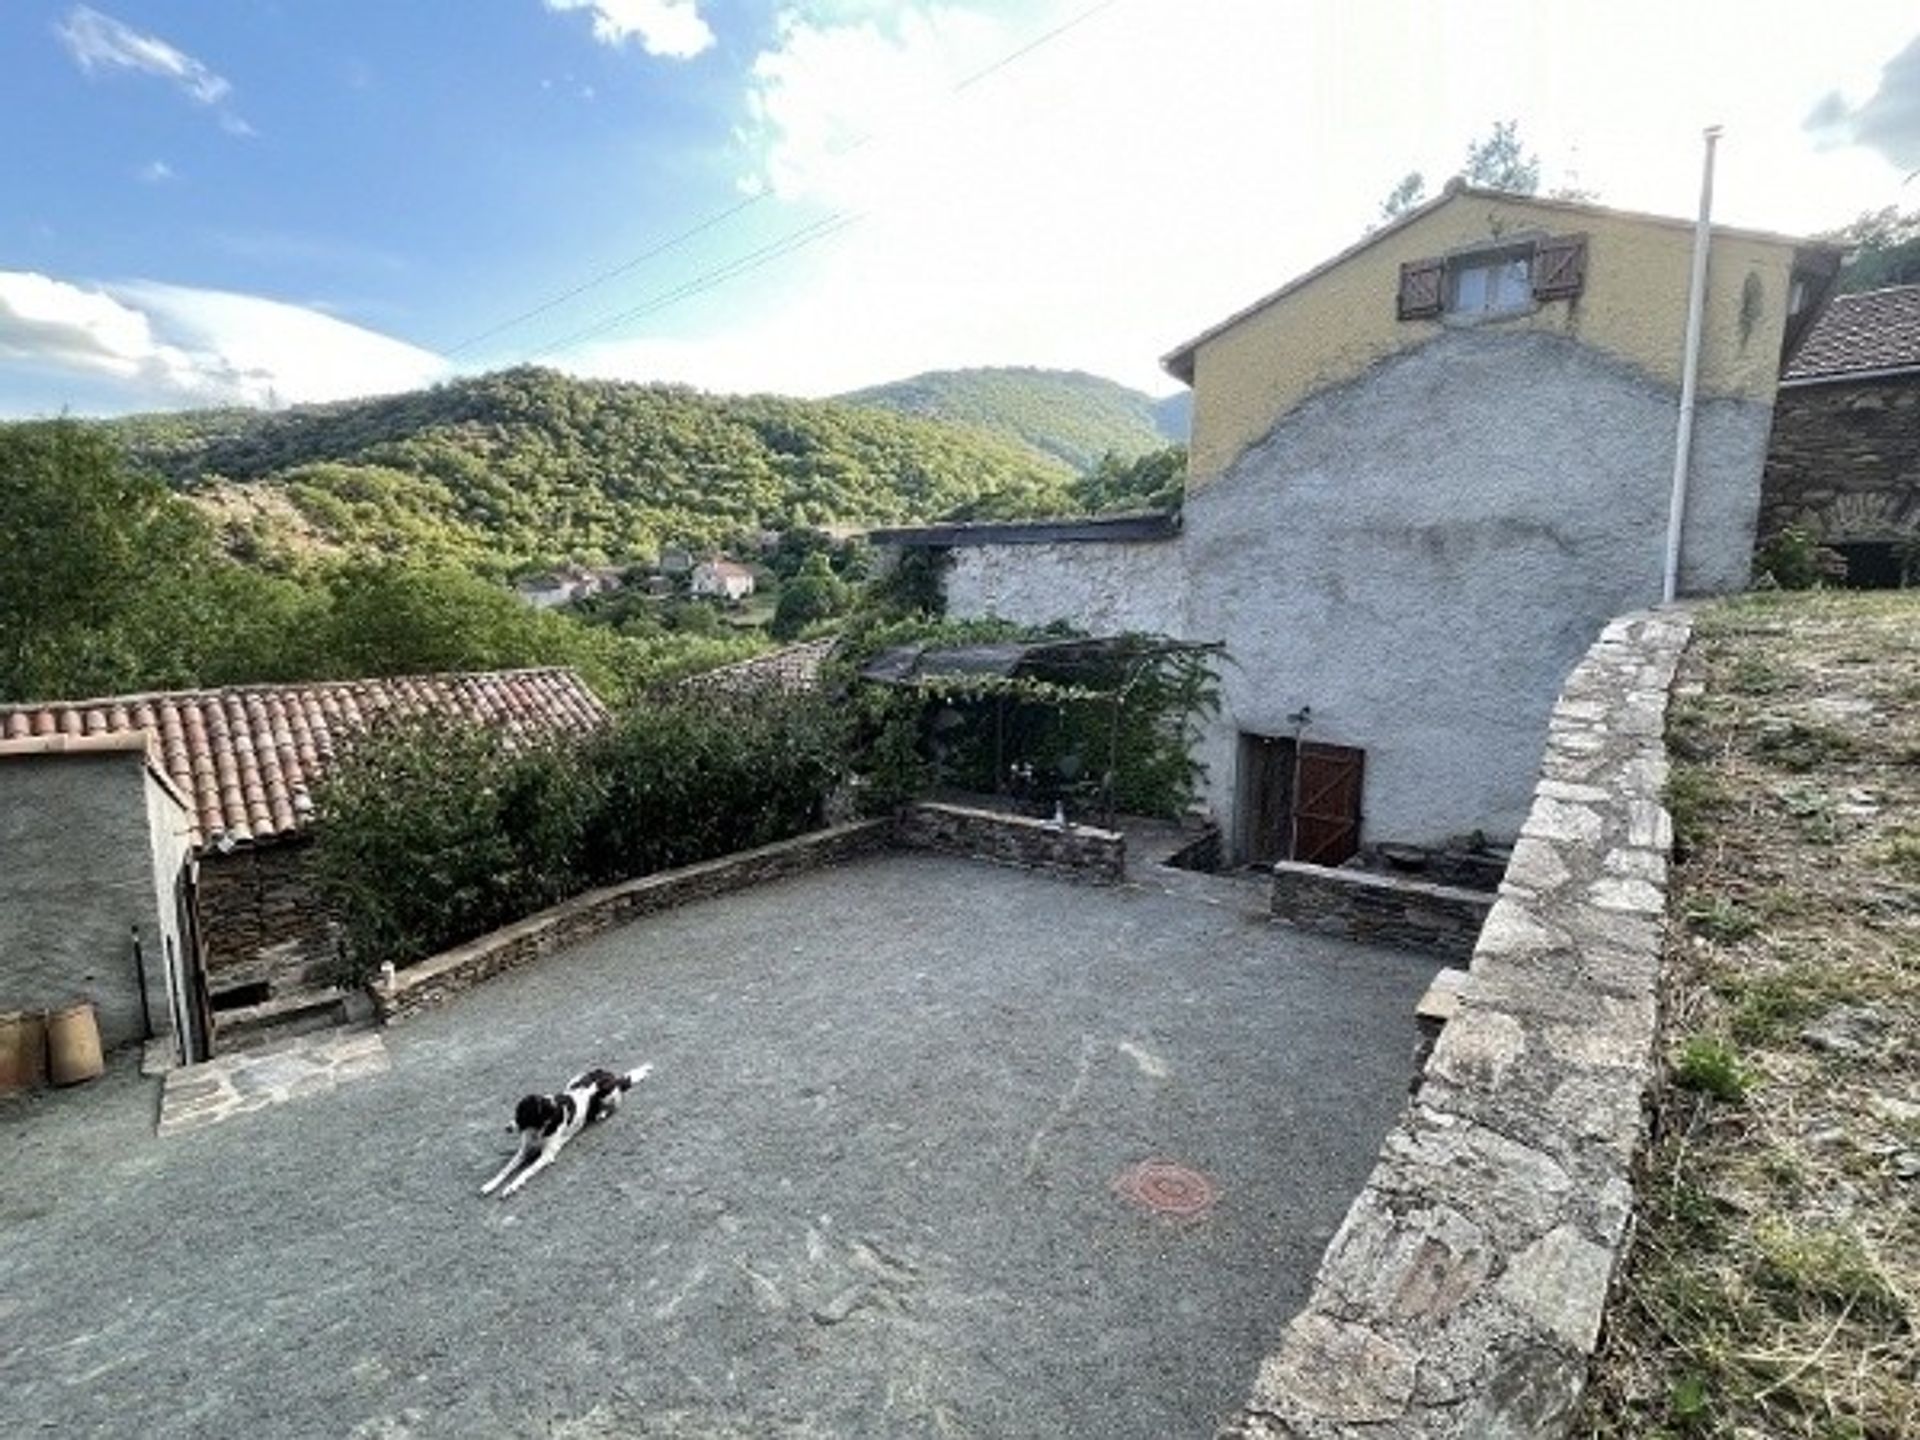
[1753,527,1846,590]
[312,690,849,978]
[1674,1034,1751,1103]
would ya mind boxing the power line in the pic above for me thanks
[445,0,1132,361]
[528,211,863,358]
[444,194,768,357]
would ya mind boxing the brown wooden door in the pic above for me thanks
[1237,733,1296,866]
[1292,742,1365,866]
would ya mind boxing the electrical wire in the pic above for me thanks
[443,0,1132,361]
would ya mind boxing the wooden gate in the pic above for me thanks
[1237,733,1296,866]
[1291,742,1365,867]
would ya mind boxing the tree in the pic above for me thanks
[1380,171,1428,222]
[770,553,851,639]
[1461,119,1540,195]
[0,421,219,700]
[1821,207,1920,292]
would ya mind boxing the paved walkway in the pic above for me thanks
[0,851,1433,1439]
[158,1029,389,1135]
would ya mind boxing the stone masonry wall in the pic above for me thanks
[376,821,891,1024]
[1759,377,1920,542]
[895,801,1126,884]
[196,840,337,991]
[1220,608,1692,1440]
[1270,862,1495,961]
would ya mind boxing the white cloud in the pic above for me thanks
[56,5,252,132]
[1806,32,1920,171]
[0,272,447,413]
[543,0,715,60]
[136,159,174,184]
[544,1,1920,398]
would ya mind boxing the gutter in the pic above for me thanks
[1778,363,1920,390]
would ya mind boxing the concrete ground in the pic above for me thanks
[0,852,1434,1440]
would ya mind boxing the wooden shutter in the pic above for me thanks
[1291,742,1365,867]
[1532,233,1588,301]
[1397,258,1444,320]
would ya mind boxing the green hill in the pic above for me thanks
[839,366,1186,473]
[102,366,1078,574]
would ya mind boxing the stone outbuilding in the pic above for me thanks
[0,668,608,1027]
[0,732,206,1063]
[876,186,1840,866]
[1761,283,1920,586]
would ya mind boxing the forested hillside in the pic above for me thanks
[104,366,1078,574]
[839,366,1185,472]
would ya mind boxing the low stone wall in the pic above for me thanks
[1222,608,1691,1440]
[895,801,1125,883]
[1270,862,1495,960]
[196,840,337,991]
[374,821,891,1024]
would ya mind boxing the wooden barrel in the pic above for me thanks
[0,1010,48,1094]
[46,1003,104,1087]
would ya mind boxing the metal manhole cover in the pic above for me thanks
[1113,1160,1218,1218]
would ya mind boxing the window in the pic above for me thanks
[1397,233,1586,320]
[1449,251,1533,315]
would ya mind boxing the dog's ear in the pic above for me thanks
[513,1094,546,1131]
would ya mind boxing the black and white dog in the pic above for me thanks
[481,1064,652,1199]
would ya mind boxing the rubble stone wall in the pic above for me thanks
[1221,608,1692,1440]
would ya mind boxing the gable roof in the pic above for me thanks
[0,668,608,850]
[1160,183,1831,384]
[680,638,835,695]
[1780,285,1920,385]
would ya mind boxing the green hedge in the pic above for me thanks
[311,690,847,976]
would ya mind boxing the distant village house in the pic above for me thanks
[690,558,756,601]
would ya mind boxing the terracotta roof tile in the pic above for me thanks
[1783,285,1920,382]
[0,668,608,850]
[680,638,834,696]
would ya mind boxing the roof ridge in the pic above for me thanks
[0,665,589,714]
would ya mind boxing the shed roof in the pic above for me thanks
[0,668,608,850]
[1780,284,1920,385]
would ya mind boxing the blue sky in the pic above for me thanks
[5,1,1920,415]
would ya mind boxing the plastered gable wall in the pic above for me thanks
[1186,192,1801,487]
[943,538,1187,636]
[1184,326,1771,848]
[0,751,183,1049]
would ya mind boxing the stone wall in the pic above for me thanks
[196,840,337,991]
[1270,862,1494,960]
[0,747,185,1051]
[1221,608,1691,1440]
[375,821,891,1024]
[895,801,1126,883]
[1759,377,1920,543]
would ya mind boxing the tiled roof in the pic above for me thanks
[680,639,834,695]
[0,668,608,849]
[1783,285,1920,383]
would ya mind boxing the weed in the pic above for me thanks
[1674,1035,1751,1103]
[1752,720,1859,773]
[1722,969,1837,1046]
[1728,654,1787,695]
[1687,897,1760,943]
[1667,766,1727,857]
[1752,1223,1904,1323]
[1881,829,1920,881]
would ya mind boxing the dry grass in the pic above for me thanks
[1578,590,1920,1440]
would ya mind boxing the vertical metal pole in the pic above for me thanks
[1664,125,1722,604]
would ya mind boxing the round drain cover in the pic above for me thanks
[1113,1160,1218,1218]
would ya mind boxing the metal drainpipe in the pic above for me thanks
[1663,125,1722,604]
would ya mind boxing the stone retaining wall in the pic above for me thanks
[1221,608,1692,1440]
[196,841,337,990]
[374,821,891,1024]
[1270,862,1495,961]
[895,801,1125,883]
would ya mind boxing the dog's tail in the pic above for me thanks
[622,1063,654,1090]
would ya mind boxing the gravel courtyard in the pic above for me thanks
[1,851,1433,1439]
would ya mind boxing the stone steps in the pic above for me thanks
[213,984,360,1053]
